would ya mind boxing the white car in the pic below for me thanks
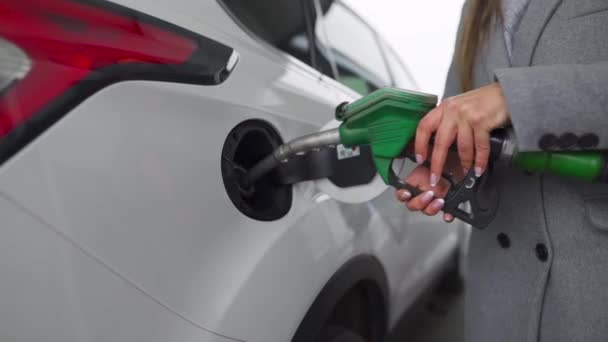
[0,0,465,341]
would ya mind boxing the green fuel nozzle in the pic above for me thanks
[333,88,500,227]
[335,87,437,186]
[242,87,607,227]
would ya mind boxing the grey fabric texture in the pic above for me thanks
[496,62,608,151]
[443,0,608,341]
[494,0,608,152]
[502,0,531,60]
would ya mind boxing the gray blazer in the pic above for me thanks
[444,0,608,341]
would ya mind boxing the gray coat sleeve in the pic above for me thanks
[495,62,608,152]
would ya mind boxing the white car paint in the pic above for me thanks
[0,1,464,341]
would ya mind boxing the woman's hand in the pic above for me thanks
[395,165,454,222]
[415,82,511,186]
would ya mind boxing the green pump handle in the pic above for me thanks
[336,87,437,185]
[336,88,499,227]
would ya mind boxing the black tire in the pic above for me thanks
[291,257,388,342]
[317,326,366,342]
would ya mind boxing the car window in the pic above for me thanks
[381,41,417,89]
[314,1,392,94]
[218,0,317,68]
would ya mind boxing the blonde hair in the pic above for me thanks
[456,0,502,92]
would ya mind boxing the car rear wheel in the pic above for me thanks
[291,257,388,342]
[317,326,366,342]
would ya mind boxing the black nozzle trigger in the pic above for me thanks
[387,159,459,200]
[442,169,498,228]
[387,157,498,228]
[387,153,444,198]
[388,169,423,197]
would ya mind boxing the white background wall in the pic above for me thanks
[345,0,466,98]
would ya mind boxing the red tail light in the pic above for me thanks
[0,0,237,163]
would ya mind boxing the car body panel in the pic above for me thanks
[0,195,240,342]
[0,0,463,341]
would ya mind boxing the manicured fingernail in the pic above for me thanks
[430,198,445,211]
[415,154,424,165]
[397,190,411,201]
[430,173,439,187]
[421,190,434,204]
[475,167,484,177]
[463,167,469,175]
[444,213,454,222]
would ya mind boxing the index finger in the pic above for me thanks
[414,105,443,164]
[430,120,457,187]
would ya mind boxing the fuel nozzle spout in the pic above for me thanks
[240,128,341,189]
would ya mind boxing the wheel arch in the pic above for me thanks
[291,254,389,342]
